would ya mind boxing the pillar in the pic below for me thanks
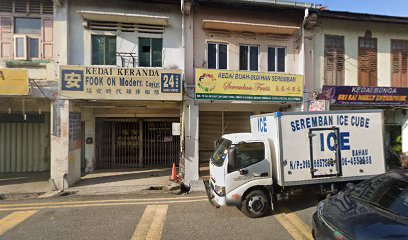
[50,100,69,190]
[183,97,199,184]
[81,107,95,172]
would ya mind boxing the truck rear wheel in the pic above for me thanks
[240,190,270,218]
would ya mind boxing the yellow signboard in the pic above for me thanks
[195,68,303,102]
[0,69,29,95]
[60,66,183,101]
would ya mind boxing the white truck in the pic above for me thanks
[204,110,386,218]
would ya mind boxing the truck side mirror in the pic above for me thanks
[214,140,218,150]
[228,148,236,168]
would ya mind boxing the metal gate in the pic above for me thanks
[143,120,180,167]
[96,118,179,169]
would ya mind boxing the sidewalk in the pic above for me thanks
[0,172,51,199]
[67,168,175,195]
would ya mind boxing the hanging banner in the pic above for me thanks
[320,85,408,106]
[60,66,182,101]
[0,68,29,95]
[195,68,303,102]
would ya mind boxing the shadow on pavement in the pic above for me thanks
[74,168,173,187]
[0,172,50,195]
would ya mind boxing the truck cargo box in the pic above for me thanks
[250,110,386,187]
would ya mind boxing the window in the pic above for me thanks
[12,17,41,60]
[229,142,265,172]
[139,38,162,67]
[14,36,26,58]
[28,37,39,58]
[358,37,378,86]
[208,43,227,69]
[268,47,286,72]
[324,35,345,85]
[211,138,231,167]
[391,40,408,87]
[14,18,41,34]
[240,45,259,71]
[91,35,116,65]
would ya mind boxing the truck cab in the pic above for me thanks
[206,133,274,218]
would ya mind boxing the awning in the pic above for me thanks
[78,10,169,26]
[202,20,300,35]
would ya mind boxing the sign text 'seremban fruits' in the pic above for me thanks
[205,110,386,218]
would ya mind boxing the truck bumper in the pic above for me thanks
[203,180,224,208]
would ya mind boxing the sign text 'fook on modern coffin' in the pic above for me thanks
[59,66,183,101]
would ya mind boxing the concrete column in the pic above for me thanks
[81,107,95,172]
[184,95,199,184]
[54,0,69,65]
[50,100,70,190]
[50,100,82,190]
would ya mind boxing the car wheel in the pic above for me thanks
[240,190,270,218]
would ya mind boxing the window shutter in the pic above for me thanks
[324,35,344,85]
[358,37,377,86]
[402,47,408,87]
[15,0,28,13]
[369,42,378,86]
[42,18,53,60]
[0,16,13,59]
[391,40,408,87]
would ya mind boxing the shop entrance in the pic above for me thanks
[95,118,179,169]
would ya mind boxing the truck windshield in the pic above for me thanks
[211,138,231,167]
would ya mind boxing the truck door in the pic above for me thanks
[225,142,270,194]
[309,128,342,178]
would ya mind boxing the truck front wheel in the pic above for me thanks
[240,190,270,218]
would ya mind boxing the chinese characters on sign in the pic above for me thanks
[60,66,182,101]
[0,68,29,95]
[319,85,408,106]
[195,68,303,102]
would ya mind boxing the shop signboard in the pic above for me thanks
[320,85,408,106]
[195,68,303,102]
[60,66,182,101]
[0,68,29,95]
[309,100,327,112]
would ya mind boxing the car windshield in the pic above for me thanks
[348,172,408,218]
[211,138,231,167]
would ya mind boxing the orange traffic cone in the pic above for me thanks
[170,163,178,181]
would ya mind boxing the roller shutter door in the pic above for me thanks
[199,111,251,162]
[0,113,50,173]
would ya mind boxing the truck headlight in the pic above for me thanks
[214,185,225,197]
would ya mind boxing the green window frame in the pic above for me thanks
[139,38,163,67]
[91,35,116,65]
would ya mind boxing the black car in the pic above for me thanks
[312,169,408,240]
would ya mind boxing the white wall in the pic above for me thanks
[309,18,408,92]
[187,6,304,85]
[68,0,184,70]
